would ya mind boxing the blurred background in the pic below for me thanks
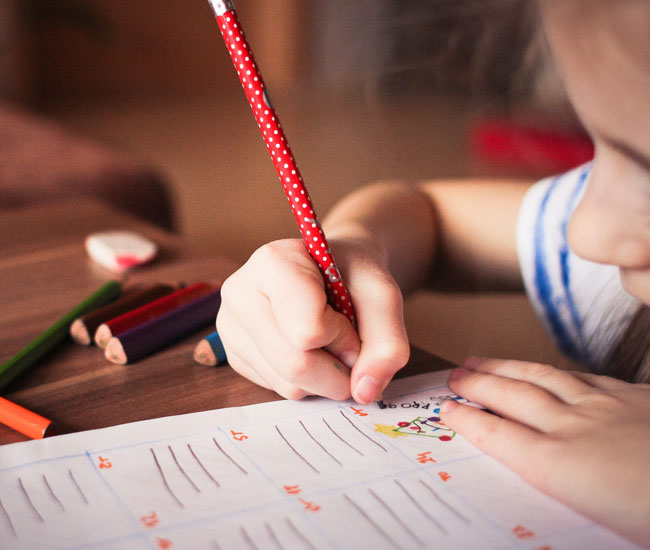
[0,0,591,368]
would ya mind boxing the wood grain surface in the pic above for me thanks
[0,199,453,445]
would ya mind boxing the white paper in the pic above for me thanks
[0,370,639,549]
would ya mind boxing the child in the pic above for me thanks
[216,0,650,545]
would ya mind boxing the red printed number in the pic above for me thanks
[284,485,301,495]
[299,498,321,512]
[98,456,112,469]
[512,525,535,539]
[156,538,173,549]
[437,471,451,482]
[230,429,248,441]
[417,451,436,464]
[141,511,160,528]
[350,407,368,417]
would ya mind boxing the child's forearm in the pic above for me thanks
[323,181,437,294]
[323,179,531,294]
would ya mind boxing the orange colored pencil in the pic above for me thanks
[0,397,54,439]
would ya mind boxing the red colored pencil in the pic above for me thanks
[70,284,175,345]
[94,282,213,348]
[207,0,356,325]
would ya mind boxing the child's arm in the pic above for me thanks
[216,179,530,403]
[441,358,650,547]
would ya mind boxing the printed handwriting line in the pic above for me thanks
[168,445,200,493]
[322,417,363,456]
[265,521,285,550]
[343,493,400,548]
[213,437,248,475]
[0,496,17,538]
[299,420,342,466]
[150,448,184,508]
[368,487,424,546]
[241,525,260,550]
[18,477,44,523]
[69,469,89,504]
[188,444,220,487]
[286,517,316,550]
[394,479,447,535]
[339,410,388,452]
[42,474,65,511]
[275,426,320,474]
[419,478,470,523]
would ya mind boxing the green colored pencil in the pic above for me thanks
[0,280,122,391]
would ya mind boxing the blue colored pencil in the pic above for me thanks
[193,331,227,367]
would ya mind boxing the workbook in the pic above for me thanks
[0,370,638,549]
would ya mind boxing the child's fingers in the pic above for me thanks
[568,371,632,391]
[219,292,352,401]
[446,368,567,432]
[440,401,551,487]
[464,357,595,404]
[349,273,410,404]
[253,242,361,364]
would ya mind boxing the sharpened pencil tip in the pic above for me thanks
[70,319,91,346]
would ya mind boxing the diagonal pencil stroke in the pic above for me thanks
[240,525,260,550]
[188,444,220,487]
[419,479,470,523]
[0,496,17,538]
[339,410,388,452]
[299,420,342,466]
[285,517,316,550]
[394,479,447,534]
[368,487,424,546]
[275,425,319,474]
[42,474,65,511]
[264,521,285,550]
[150,448,184,508]
[68,469,89,504]
[168,445,200,493]
[322,417,364,456]
[213,437,248,475]
[18,478,44,523]
[343,493,400,548]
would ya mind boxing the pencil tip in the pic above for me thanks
[105,338,127,365]
[94,324,111,349]
[70,319,91,346]
[194,340,217,367]
[376,400,387,410]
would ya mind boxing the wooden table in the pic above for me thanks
[0,199,451,445]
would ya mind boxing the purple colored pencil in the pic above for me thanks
[105,289,221,364]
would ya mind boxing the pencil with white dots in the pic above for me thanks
[207,0,356,325]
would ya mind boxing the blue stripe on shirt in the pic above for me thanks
[558,166,590,362]
[534,175,582,360]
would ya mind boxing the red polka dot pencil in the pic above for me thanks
[207,0,356,325]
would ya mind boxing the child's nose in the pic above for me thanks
[568,187,650,269]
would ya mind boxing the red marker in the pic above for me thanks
[207,0,356,326]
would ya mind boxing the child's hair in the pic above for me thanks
[378,0,568,114]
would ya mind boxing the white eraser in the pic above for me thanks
[85,231,158,273]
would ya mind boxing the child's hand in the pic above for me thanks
[216,238,409,403]
[441,358,650,547]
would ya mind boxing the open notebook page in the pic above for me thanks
[0,369,639,550]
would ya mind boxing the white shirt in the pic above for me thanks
[517,164,641,372]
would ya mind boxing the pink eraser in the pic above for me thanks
[85,231,158,273]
